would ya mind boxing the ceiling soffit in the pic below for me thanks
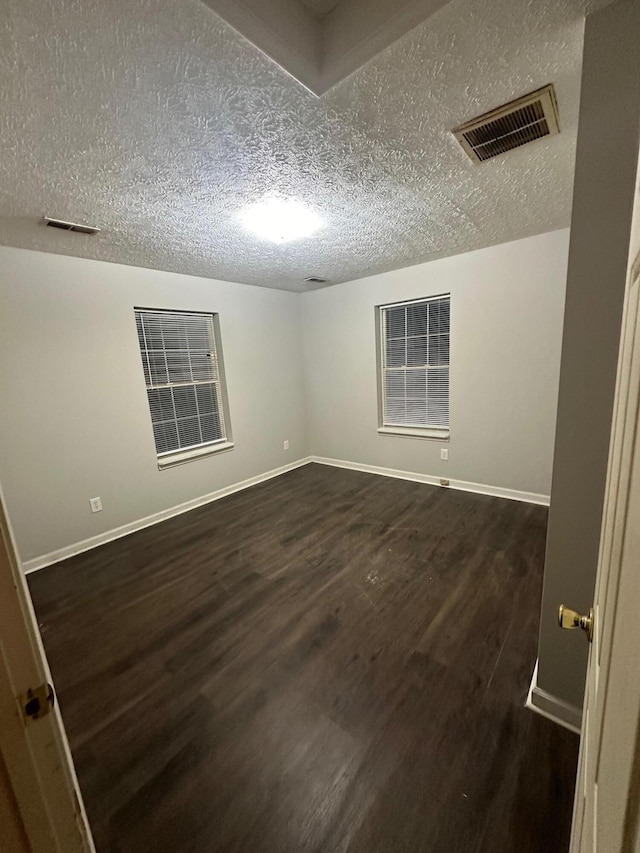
[201,0,452,95]
[299,0,343,19]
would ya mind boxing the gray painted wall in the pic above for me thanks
[0,230,569,568]
[0,3,637,726]
[0,246,308,563]
[537,0,640,710]
[301,230,569,497]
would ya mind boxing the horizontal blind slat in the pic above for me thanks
[135,309,228,455]
[380,296,450,430]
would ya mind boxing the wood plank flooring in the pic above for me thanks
[28,463,579,853]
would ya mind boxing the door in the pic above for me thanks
[0,493,95,852]
[568,247,640,851]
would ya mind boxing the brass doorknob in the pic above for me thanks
[558,604,594,643]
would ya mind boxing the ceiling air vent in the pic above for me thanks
[44,216,100,235]
[452,84,560,164]
[304,276,328,284]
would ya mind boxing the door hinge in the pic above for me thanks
[22,683,55,722]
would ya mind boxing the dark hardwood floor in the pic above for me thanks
[28,463,578,853]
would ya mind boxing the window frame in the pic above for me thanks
[375,294,451,441]
[134,307,234,469]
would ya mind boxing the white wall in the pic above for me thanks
[0,230,568,568]
[301,230,569,498]
[0,246,308,564]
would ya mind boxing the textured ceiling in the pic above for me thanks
[0,0,610,291]
[202,0,453,95]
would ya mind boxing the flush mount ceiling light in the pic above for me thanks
[241,199,322,243]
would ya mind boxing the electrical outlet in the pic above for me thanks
[440,448,449,461]
[283,440,289,450]
[89,497,102,513]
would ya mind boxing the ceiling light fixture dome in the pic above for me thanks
[241,198,322,243]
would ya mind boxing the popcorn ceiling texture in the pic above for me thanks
[0,0,608,292]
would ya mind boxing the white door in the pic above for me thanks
[569,245,640,851]
[0,494,95,852]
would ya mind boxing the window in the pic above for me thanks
[135,309,232,466]
[377,295,450,438]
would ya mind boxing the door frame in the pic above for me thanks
[0,493,95,852]
[569,243,640,849]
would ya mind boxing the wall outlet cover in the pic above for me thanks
[440,448,449,461]
[283,440,290,450]
[89,497,102,513]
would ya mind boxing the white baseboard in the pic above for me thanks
[309,456,550,506]
[23,457,314,574]
[525,659,582,734]
[23,455,548,575]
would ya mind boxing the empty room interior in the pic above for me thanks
[1,0,640,851]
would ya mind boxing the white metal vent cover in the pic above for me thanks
[452,84,560,164]
[43,216,100,235]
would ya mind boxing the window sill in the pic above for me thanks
[157,441,235,469]
[377,426,450,441]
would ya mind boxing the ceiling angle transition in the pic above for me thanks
[200,0,451,96]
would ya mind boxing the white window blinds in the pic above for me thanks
[380,295,450,430]
[135,309,228,457]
